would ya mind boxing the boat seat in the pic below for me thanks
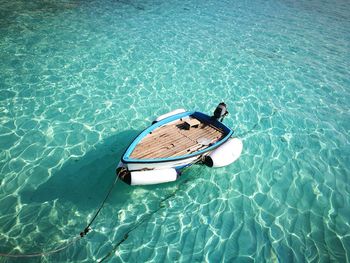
[183,118,200,130]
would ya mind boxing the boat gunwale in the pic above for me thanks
[121,111,234,164]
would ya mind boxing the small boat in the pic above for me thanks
[116,103,243,185]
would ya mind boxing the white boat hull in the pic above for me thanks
[124,155,199,171]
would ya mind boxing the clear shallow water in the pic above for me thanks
[0,0,349,261]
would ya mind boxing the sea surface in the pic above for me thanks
[0,0,349,262]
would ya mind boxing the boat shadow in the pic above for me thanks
[21,129,140,211]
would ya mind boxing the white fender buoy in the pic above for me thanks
[130,168,178,185]
[204,138,243,168]
[152,109,186,124]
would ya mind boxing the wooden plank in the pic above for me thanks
[173,144,206,157]
[139,118,209,147]
[172,132,225,157]
[139,128,200,157]
[136,129,182,149]
[136,136,192,159]
[133,131,220,159]
[133,131,192,158]
[135,128,198,159]
[130,117,226,159]
[174,138,217,157]
[178,128,220,143]
[137,123,183,143]
[144,124,178,139]
[140,117,198,141]
[142,137,194,158]
[176,126,213,140]
[152,137,197,158]
[134,126,198,153]
[132,130,186,156]
[142,133,218,159]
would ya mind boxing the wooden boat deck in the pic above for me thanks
[130,117,226,159]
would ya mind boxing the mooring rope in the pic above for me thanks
[0,159,200,259]
[80,175,120,237]
[0,175,120,258]
[98,160,202,262]
[98,180,189,263]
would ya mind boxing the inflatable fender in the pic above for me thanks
[152,109,186,124]
[204,138,243,168]
[123,168,178,186]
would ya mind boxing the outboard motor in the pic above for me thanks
[212,102,229,122]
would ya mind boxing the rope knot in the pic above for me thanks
[80,227,91,238]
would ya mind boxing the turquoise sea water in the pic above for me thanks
[1,0,349,262]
